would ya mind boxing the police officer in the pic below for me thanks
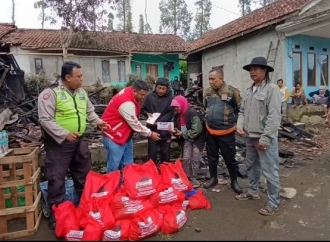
[203,66,242,194]
[38,61,109,230]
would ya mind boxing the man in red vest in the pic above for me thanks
[102,80,160,172]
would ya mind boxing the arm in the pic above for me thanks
[182,116,202,139]
[236,90,245,129]
[140,94,149,118]
[38,89,69,144]
[86,99,101,127]
[118,101,152,137]
[259,85,282,146]
[284,88,290,102]
[233,89,242,112]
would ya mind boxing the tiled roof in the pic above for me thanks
[0,28,187,54]
[187,0,313,54]
[0,23,16,39]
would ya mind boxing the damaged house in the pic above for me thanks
[186,0,330,95]
[0,25,187,86]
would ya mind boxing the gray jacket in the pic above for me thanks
[237,81,282,146]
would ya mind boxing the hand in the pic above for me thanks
[97,120,110,131]
[147,113,153,118]
[149,132,161,141]
[66,132,80,142]
[168,124,175,134]
[257,142,268,151]
[236,127,245,137]
[175,131,183,137]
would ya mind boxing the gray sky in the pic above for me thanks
[0,0,241,33]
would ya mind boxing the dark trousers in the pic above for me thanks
[148,138,171,163]
[44,134,91,206]
[206,131,239,179]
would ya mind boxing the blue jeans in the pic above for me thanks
[102,136,133,173]
[245,137,281,208]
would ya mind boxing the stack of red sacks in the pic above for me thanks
[53,159,211,241]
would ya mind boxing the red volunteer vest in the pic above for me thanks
[102,86,141,145]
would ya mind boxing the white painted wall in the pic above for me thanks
[201,29,286,92]
[10,46,130,86]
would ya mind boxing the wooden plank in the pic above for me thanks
[0,211,42,240]
[2,169,24,178]
[9,164,18,208]
[0,164,7,234]
[23,162,34,230]
[0,192,41,216]
[0,168,40,189]
[4,191,25,199]
[0,147,39,165]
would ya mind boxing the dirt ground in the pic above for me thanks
[10,126,330,241]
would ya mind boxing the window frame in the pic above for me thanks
[135,64,142,76]
[292,51,302,87]
[307,52,316,87]
[320,53,329,86]
[101,60,110,83]
[146,63,159,78]
[117,60,126,82]
[34,58,43,75]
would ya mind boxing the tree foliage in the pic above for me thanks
[34,0,57,28]
[116,0,132,32]
[254,0,276,7]
[126,11,133,32]
[192,0,212,39]
[139,14,144,34]
[238,0,252,16]
[159,0,193,39]
[107,12,114,31]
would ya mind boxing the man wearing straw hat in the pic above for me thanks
[235,57,282,216]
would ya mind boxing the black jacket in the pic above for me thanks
[141,90,174,139]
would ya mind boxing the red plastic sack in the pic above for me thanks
[149,187,185,208]
[103,220,131,241]
[129,208,163,241]
[157,205,188,235]
[111,190,153,220]
[66,230,84,241]
[123,160,162,199]
[80,170,120,209]
[80,197,115,230]
[188,190,211,210]
[160,159,192,192]
[172,199,189,211]
[82,217,103,241]
[53,201,79,239]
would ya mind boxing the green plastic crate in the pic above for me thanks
[4,186,26,208]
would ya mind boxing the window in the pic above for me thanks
[307,53,316,86]
[118,60,126,82]
[292,52,302,86]
[101,60,110,82]
[146,64,158,78]
[135,64,141,76]
[163,64,169,79]
[34,58,43,75]
[320,54,329,86]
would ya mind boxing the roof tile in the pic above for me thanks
[0,23,16,39]
[187,0,313,54]
[1,28,187,53]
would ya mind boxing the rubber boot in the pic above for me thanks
[48,208,56,230]
[204,164,218,189]
[228,168,243,194]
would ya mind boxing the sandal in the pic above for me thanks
[235,191,260,201]
[258,205,278,216]
[322,115,327,118]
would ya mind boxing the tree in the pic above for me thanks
[138,14,144,34]
[193,0,212,39]
[144,0,152,34]
[11,0,15,25]
[238,0,252,16]
[116,0,132,31]
[34,0,57,28]
[42,0,115,58]
[107,12,114,31]
[126,11,133,32]
[254,0,276,7]
[159,0,193,39]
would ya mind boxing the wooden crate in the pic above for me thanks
[0,147,42,240]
